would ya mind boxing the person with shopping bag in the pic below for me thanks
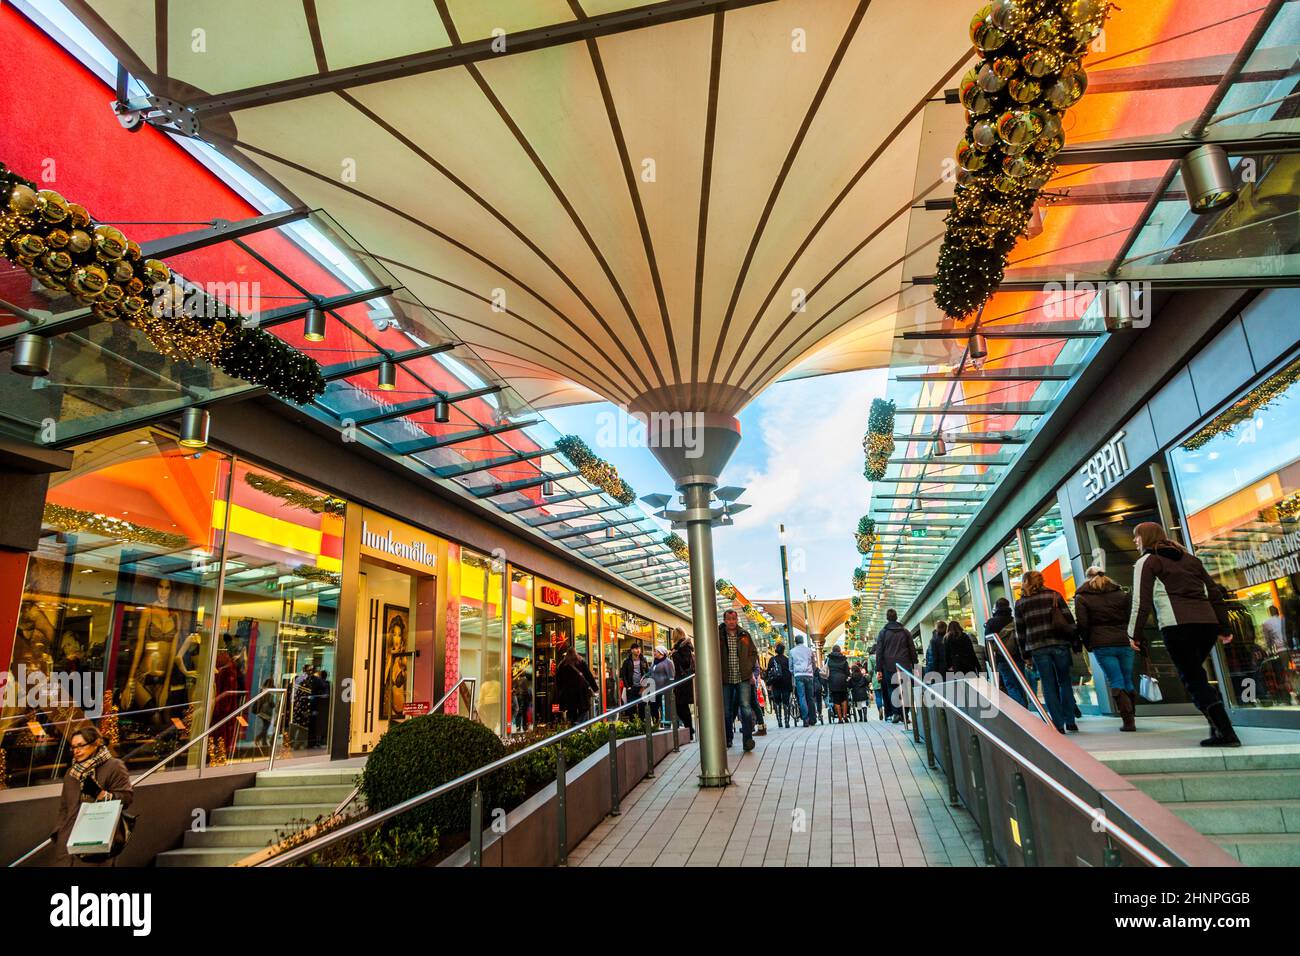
[54,726,135,866]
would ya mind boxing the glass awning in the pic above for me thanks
[858,0,1298,632]
[0,207,690,613]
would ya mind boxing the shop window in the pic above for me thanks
[458,550,503,734]
[1171,372,1300,710]
[507,569,534,733]
[212,462,345,761]
[4,428,230,789]
[1025,502,1075,601]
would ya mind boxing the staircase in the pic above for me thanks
[155,766,359,867]
[1095,746,1300,866]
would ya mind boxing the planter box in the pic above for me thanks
[440,728,688,867]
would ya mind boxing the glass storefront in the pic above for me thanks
[1026,502,1076,601]
[2,427,344,789]
[507,568,534,733]
[457,549,504,734]
[1170,358,1300,711]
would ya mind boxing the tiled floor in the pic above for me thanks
[569,716,987,867]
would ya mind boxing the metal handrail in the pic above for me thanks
[7,686,287,868]
[897,664,1168,868]
[259,673,696,867]
[985,632,1053,725]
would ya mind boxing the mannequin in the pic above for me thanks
[170,630,203,706]
[121,579,180,722]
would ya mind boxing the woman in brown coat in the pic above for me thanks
[53,726,134,866]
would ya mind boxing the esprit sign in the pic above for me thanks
[1080,431,1129,501]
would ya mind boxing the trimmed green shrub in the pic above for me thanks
[361,714,509,834]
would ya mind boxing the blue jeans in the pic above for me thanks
[1032,645,1074,732]
[996,660,1029,708]
[1093,646,1136,694]
[794,676,815,725]
[723,682,754,744]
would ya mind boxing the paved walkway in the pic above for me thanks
[570,716,986,867]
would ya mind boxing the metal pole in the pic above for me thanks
[470,784,484,867]
[1104,836,1123,867]
[968,733,997,866]
[910,666,921,742]
[556,745,568,866]
[920,690,937,769]
[937,706,960,807]
[1012,771,1039,866]
[669,687,680,753]
[644,697,656,779]
[608,718,621,816]
[779,524,796,649]
[683,481,729,787]
[267,689,286,772]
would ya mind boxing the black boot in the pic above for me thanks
[1201,701,1241,748]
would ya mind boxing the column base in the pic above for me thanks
[697,770,732,788]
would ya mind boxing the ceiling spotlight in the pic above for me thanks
[377,359,397,391]
[303,306,326,342]
[606,525,617,539]
[934,437,948,457]
[11,333,52,377]
[969,333,988,360]
[541,479,555,497]
[1181,144,1237,214]
[433,397,450,423]
[179,407,210,449]
[1102,282,1137,331]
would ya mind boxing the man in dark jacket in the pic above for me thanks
[718,610,759,751]
[765,642,794,728]
[875,609,918,723]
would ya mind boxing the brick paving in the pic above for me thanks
[570,716,986,867]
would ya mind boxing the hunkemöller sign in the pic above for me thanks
[361,520,437,570]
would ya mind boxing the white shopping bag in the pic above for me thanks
[1138,673,1163,703]
[67,799,123,857]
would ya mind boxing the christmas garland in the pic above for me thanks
[663,533,689,563]
[244,471,347,515]
[716,578,738,602]
[293,564,344,587]
[863,398,896,481]
[0,163,326,404]
[554,435,636,505]
[935,1,1112,319]
[1181,355,1300,451]
[855,516,878,555]
[43,503,190,549]
[852,567,868,592]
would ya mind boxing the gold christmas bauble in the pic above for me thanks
[36,190,70,224]
[93,302,120,322]
[1023,49,1058,78]
[989,0,1026,32]
[47,228,70,249]
[99,282,125,305]
[69,263,109,299]
[126,277,144,295]
[67,229,92,255]
[33,269,65,292]
[970,6,1008,52]
[1009,78,1043,104]
[997,109,1044,147]
[41,250,73,273]
[12,232,46,258]
[977,63,1007,93]
[67,203,90,229]
[120,295,147,318]
[125,239,142,261]
[1046,63,1088,108]
[957,139,989,172]
[7,183,38,216]
[142,258,170,286]
[972,120,999,150]
[1002,155,1032,179]
[111,260,134,283]
[93,225,128,261]
[1029,16,1062,46]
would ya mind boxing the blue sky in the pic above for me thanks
[546,368,889,603]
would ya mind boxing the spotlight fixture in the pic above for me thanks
[433,397,450,423]
[541,479,555,497]
[377,359,397,391]
[1102,282,1136,331]
[606,525,617,539]
[969,333,988,360]
[11,333,51,376]
[934,437,948,457]
[303,306,326,342]
[1181,144,1237,214]
[179,407,210,449]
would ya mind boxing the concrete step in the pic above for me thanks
[156,847,263,868]
[1171,799,1300,835]
[254,768,360,788]
[233,783,355,806]
[183,824,285,849]
[1126,769,1300,803]
[1212,833,1300,866]
[211,803,338,827]
[1096,745,1300,776]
